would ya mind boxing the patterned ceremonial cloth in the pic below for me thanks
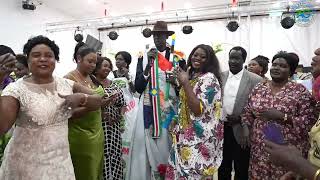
[166,72,224,179]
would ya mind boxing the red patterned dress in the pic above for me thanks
[242,81,316,180]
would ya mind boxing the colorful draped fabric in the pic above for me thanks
[166,72,224,179]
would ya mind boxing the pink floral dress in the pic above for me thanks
[165,72,224,179]
[242,81,316,180]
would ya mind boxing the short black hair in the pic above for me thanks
[187,44,222,85]
[115,51,132,68]
[23,35,60,61]
[251,55,269,74]
[0,45,15,56]
[288,52,299,64]
[93,56,113,76]
[16,54,28,68]
[229,46,247,62]
[73,42,95,63]
[272,51,299,77]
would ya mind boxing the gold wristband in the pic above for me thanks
[80,94,88,106]
[314,169,320,180]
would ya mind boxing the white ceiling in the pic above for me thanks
[41,0,266,19]
[40,0,320,32]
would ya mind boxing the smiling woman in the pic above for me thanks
[166,44,223,179]
[241,51,317,179]
[0,35,103,179]
[64,42,105,180]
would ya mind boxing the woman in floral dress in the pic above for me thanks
[165,44,224,179]
[241,51,317,179]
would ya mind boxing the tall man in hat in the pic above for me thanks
[131,21,181,179]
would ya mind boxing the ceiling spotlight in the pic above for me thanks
[142,28,152,38]
[22,0,36,10]
[182,25,193,34]
[74,34,83,42]
[280,6,295,29]
[281,13,295,29]
[108,31,118,40]
[74,27,83,42]
[226,21,239,32]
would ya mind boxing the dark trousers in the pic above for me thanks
[218,123,250,180]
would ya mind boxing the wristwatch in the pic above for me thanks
[283,113,288,122]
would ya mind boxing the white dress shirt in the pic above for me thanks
[223,69,244,115]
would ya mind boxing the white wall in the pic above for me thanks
[0,0,72,55]
[98,14,320,74]
[2,0,319,77]
[47,30,100,77]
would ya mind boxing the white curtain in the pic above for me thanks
[47,14,320,76]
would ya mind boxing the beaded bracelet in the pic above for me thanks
[80,94,88,106]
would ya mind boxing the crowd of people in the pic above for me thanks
[0,20,319,180]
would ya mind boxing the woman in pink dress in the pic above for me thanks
[242,51,317,179]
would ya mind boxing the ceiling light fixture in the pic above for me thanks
[74,26,83,42]
[182,16,193,34]
[226,12,239,32]
[108,23,118,40]
[142,20,152,38]
[280,6,295,29]
[22,0,36,10]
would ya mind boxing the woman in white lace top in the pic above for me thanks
[0,36,106,180]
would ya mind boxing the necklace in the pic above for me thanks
[75,69,93,89]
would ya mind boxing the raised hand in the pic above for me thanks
[256,108,285,122]
[102,93,117,107]
[173,66,190,86]
[265,140,301,168]
[58,93,86,110]
[0,53,17,76]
